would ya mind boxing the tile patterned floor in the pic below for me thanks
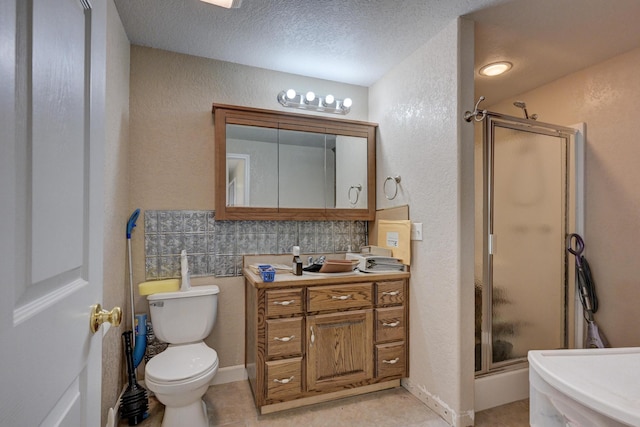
[118,380,529,427]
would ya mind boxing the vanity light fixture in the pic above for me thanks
[479,61,512,77]
[200,0,242,9]
[277,89,352,115]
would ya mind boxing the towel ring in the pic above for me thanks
[383,175,401,200]
[348,184,362,206]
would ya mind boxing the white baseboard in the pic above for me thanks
[211,364,248,385]
[402,378,455,425]
[474,368,529,412]
[401,378,475,427]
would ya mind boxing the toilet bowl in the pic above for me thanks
[145,343,219,426]
[145,284,220,427]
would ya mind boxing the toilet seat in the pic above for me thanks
[146,342,218,385]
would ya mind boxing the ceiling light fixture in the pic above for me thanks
[200,0,243,9]
[277,90,352,115]
[479,61,512,77]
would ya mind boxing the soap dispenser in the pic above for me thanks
[292,246,302,276]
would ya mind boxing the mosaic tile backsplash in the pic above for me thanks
[144,210,367,279]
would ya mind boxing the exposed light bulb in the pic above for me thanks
[305,91,316,103]
[285,89,296,100]
[324,94,335,105]
[342,98,353,108]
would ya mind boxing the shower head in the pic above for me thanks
[513,100,531,119]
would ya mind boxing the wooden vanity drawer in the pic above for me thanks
[307,283,372,312]
[375,280,405,305]
[266,317,303,358]
[266,288,303,317]
[266,357,303,400]
[375,342,406,379]
[375,307,405,343]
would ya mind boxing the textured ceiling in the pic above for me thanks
[471,0,640,104]
[115,0,640,102]
[113,0,506,86]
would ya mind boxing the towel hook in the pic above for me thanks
[463,96,487,122]
[383,175,401,200]
[348,184,362,206]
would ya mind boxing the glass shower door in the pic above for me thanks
[481,120,570,373]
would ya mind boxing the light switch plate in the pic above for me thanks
[411,222,423,241]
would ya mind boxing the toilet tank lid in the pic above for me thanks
[147,284,219,301]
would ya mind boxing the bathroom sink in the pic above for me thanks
[303,271,361,277]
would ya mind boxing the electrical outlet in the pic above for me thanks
[411,222,423,241]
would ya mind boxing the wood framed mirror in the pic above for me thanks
[213,104,377,220]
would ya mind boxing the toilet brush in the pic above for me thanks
[120,331,149,426]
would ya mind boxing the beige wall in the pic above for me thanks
[128,46,369,369]
[369,18,476,427]
[128,41,480,426]
[102,1,130,424]
[486,47,640,348]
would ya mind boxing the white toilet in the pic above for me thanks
[145,285,220,427]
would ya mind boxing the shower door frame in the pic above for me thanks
[478,112,579,376]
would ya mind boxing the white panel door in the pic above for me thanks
[0,0,107,426]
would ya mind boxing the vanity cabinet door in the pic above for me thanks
[306,309,373,392]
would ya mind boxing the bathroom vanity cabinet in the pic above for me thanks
[244,269,410,414]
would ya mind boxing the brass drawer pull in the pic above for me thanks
[273,376,295,384]
[331,294,352,301]
[382,321,400,328]
[274,335,295,342]
[382,291,400,296]
[273,300,295,306]
[382,357,400,365]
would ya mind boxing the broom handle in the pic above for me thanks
[126,209,140,336]
[128,238,135,335]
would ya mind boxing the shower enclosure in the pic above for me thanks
[469,106,580,376]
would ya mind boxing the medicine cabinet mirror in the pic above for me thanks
[213,104,376,220]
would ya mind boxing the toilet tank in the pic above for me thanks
[147,285,219,345]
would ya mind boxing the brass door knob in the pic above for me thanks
[90,304,122,333]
